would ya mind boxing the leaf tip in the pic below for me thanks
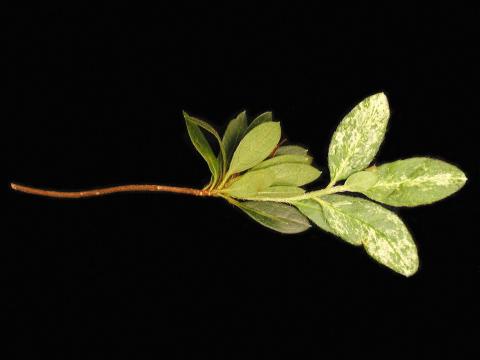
[402,264,419,277]
[369,92,390,115]
[400,252,420,277]
[375,91,388,101]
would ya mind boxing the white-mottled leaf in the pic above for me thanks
[252,186,305,199]
[237,201,311,234]
[222,111,248,163]
[228,122,281,175]
[224,169,275,198]
[266,163,321,186]
[275,145,309,156]
[328,93,390,182]
[345,170,379,191]
[246,111,272,132]
[184,112,221,185]
[319,194,418,276]
[252,154,313,170]
[294,199,335,234]
[362,157,467,207]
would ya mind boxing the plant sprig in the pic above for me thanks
[11,93,467,276]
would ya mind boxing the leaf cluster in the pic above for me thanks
[184,93,467,276]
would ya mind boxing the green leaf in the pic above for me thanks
[228,122,281,175]
[266,163,321,186]
[294,199,335,234]
[345,170,379,192]
[184,112,221,185]
[246,111,272,132]
[222,111,248,163]
[319,194,418,277]
[224,169,275,198]
[275,145,309,156]
[252,186,305,199]
[252,154,313,170]
[237,201,311,234]
[183,112,227,177]
[328,93,390,183]
[362,158,467,207]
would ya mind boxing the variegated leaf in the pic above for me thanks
[318,194,418,277]
[362,158,467,207]
[294,199,335,234]
[328,93,390,182]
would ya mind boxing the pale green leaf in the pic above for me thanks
[222,111,248,163]
[184,112,221,185]
[362,157,467,207]
[345,170,379,192]
[224,169,275,198]
[252,154,313,171]
[246,111,272,132]
[328,93,390,182]
[252,186,305,199]
[237,201,311,234]
[319,194,418,277]
[275,145,308,156]
[266,163,321,186]
[294,199,335,234]
[228,122,281,175]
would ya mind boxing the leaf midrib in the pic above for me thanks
[333,106,371,181]
[371,174,466,190]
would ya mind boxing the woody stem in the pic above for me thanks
[10,182,212,199]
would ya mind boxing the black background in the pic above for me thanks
[6,4,479,358]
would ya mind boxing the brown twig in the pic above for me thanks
[10,182,212,199]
